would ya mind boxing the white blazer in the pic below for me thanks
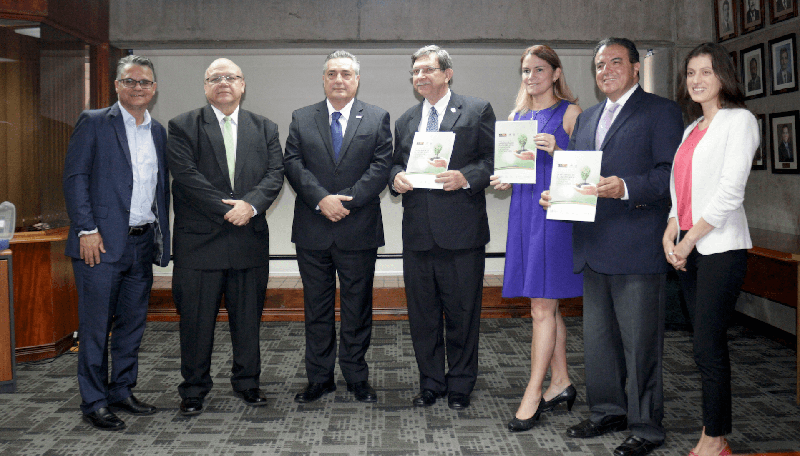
[669,108,758,255]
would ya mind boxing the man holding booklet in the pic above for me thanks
[541,38,683,456]
[390,45,495,411]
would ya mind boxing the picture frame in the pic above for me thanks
[715,0,738,41]
[741,44,766,99]
[752,114,767,170]
[770,0,797,23]
[769,34,797,95]
[742,0,765,33]
[769,110,799,174]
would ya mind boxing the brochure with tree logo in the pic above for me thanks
[546,150,602,222]
[493,120,538,184]
[404,131,456,189]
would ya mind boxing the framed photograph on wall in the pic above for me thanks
[771,0,797,23]
[741,44,766,98]
[769,110,799,174]
[769,34,797,95]
[715,0,738,41]
[742,0,765,32]
[753,114,767,170]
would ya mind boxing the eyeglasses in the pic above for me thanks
[117,78,154,89]
[410,67,443,76]
[205,75,243,85]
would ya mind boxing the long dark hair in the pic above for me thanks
[677,42,745,122]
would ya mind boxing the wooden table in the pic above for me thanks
[741,228,800,404]
[9,228,78,362]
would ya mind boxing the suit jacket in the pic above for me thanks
[746,9,760,22]
[390,92,495,251]
[64,102,170,267]
[777,69,793,85]
[167,105,284,270]
[778,141,794,162]
[669,109,757,255]
[284,99,392,251]
[569,86,683,275]
[747,76,761,92]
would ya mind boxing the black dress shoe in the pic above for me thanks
[539,385,577,412]
[109,395,157,416]
[179,397,203,416]
[412,389,446,407]
[237,388,268,406]
[447,392,471,410]
[507,400,543,432]
[347,381,377,403]
[613,435,661,456]
[566,415,627,438]
[83,407,126,431]
[294,380,336,403]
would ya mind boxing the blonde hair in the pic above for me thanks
[512,45,577,115]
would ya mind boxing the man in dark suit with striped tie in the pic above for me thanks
[390,45,495,411]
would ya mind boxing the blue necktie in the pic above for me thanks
[331,111,343,162]
[426,106,439,132]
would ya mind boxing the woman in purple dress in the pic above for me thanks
[490,45,583,432]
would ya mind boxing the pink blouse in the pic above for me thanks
[673,126,708,231]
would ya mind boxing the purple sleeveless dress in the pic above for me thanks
[502,101,583,299]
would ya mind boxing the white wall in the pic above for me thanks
[143,46,605,275]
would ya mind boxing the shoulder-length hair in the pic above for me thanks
[677,42,746,122]
[512,45,577,115]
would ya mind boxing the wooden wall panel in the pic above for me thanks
[0,28,41,227]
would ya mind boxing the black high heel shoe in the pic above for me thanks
[507,400,543,432]
[539,385,577,412]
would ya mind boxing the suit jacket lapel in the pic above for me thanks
[201,105,232,189]
[314,101,336,163]
[338,99,364,164]
[109,104,132,169]
[600,87,643,150]
[439,93,462,132]
[234,110,256,189]
[406,103,423,138]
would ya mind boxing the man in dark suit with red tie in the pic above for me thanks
[284,51,392,404]
[64,55,170,431]
[391,45,495,411]
[167,58,284,416]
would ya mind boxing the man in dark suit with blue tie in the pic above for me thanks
[391,45,495,411]
[285,51,392,404]
[167,58,284,416]
[543,38,683,456]
[64,55,171,431]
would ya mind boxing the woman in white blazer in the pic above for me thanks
[663,43,758,456]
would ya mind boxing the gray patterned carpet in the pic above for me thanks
[1,316,798,455]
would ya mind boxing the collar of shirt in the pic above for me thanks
[420,89,452,132]
[604,83,638,124]
[118,102,151,128]
[327,98,355,135]
[210,104,240,127]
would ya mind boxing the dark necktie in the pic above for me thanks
[426,106,439,132]
[331,111,343,162]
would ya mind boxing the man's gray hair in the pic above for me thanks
[324,50,360,75]
[116,55,156,80]
[412,45,454,71]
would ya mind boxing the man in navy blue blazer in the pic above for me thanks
[543,38,683,456]
[64,55,170,431]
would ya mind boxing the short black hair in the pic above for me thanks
[593,38,639,64]
[116,55,155,81]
